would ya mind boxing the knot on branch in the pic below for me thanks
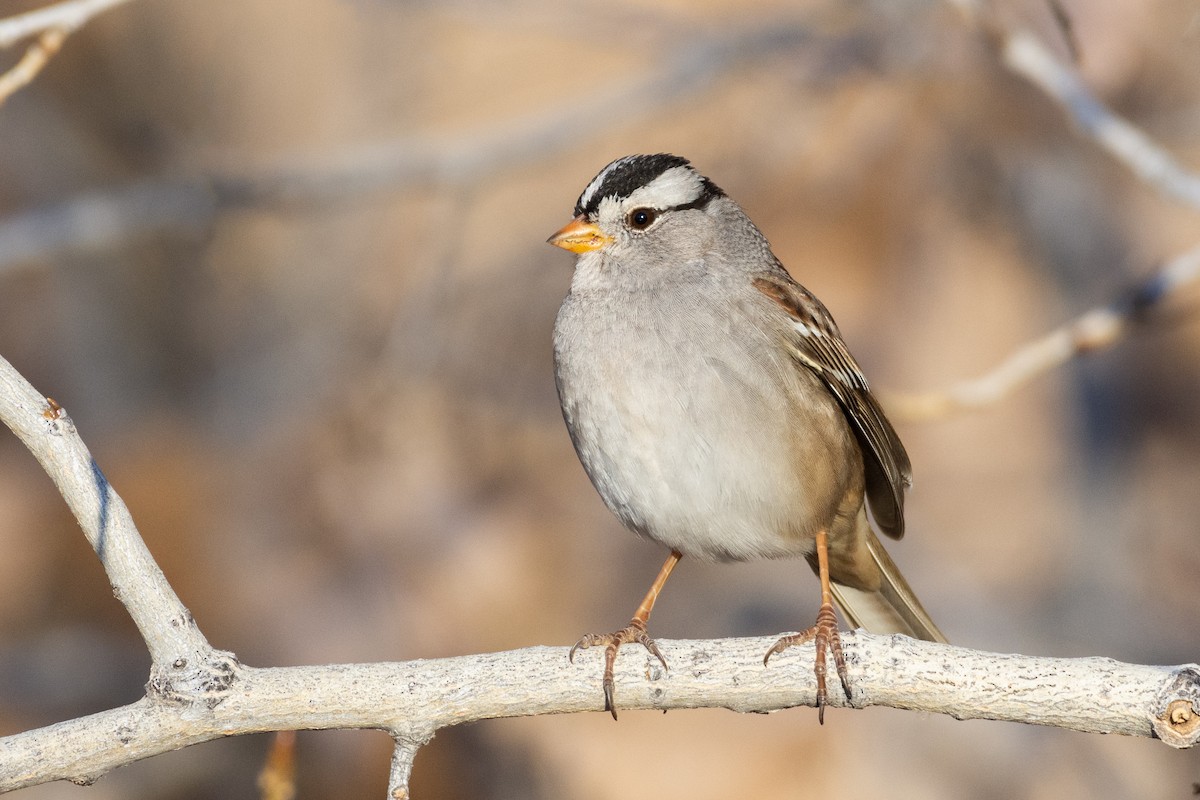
[1152,666,1200,748]
[147,648,241,710]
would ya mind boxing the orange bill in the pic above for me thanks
[547,216,614,253]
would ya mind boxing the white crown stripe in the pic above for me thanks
[576,155,636,213]
[624,167,705,210]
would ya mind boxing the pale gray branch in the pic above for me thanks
[0,355,222,682]
[0,636,1196,792]
[387,737,422,800]
[3,331,1199,796]
[2,4,1197,796]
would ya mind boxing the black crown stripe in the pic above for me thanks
[574,154,725,218]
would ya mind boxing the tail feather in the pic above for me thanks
[831,531,946,644]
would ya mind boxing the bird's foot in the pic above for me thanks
[569,618,667,720]
[763,601,850,724]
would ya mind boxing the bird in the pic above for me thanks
[547,153,945,722]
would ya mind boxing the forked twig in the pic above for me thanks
[0,0,137,106]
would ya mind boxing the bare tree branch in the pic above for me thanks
[388,737,422,800]
[3,5,1199,794]
[878,3,1200,421]
[0,353,1198,795]
[0,0,135,49]
[0,28,66,107]
[0,21,817,272]
[886,240,1200,421]
[0,181,218,274]
[1046,0,1080,64]
[0,0,139,106]
[0,355,230,692]
[946,0,1200,211]
[0,635,1196,793]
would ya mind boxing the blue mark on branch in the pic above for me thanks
[90,458,111,561]
[1125,268,1170,319]
[1107,267,1172,331]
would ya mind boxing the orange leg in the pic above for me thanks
[763,530,851,723]
[570,550,682,719]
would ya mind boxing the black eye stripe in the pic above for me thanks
[625,196,718,232]
[669,194,717,214]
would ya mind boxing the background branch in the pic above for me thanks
[0,0,137,106]
[0,28,65,107]
[0,21,817,272]
[862,2,1200,421]
[887,240,1200,420]
[0,0,135,48]
[947,0,1200,211]
[5,4,1197,427]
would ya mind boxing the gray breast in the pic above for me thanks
[553,275,857,562]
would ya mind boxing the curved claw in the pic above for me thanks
[568,619,668,720]
[568,633,606,664]
[763,603,850,724]
[762,628,816,666]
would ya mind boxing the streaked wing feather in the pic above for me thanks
[752,273,912,539]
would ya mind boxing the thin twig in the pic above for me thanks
[886,240,1200,421]
[257,731,298,800]
[0,0,138,107]
[1046,0,1080,64]
[0,0,134,49]
[946,0,1200,211]
[0,27,66,106]
[878,2,1200,421]
[387,737,423,800]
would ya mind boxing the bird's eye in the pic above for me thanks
[626,208,658,230]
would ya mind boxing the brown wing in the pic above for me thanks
[753,272,912,540]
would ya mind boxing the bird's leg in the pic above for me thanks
[570,549,682,719]
[762,530,851,723]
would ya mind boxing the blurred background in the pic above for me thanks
[1,0,1199,797]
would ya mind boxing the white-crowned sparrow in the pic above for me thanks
[548,154,945,721]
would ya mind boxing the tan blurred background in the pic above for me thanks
[2,0,1199,797]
